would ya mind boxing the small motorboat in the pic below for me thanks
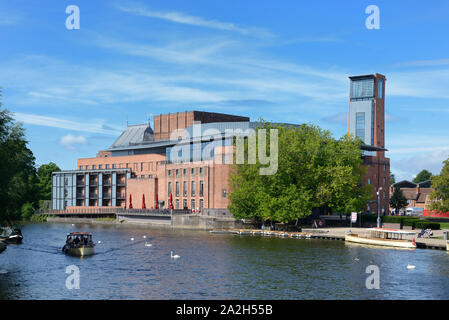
[0,227,23,244]
[62,232,95,257]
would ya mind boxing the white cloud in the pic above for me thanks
[59,134,88,150]
[115,2,274,38]
[14,112,122,135]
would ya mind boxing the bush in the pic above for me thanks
[414,222,440,230]
[361,214,377,223]
[30,214,50,223]
[21,202,34,220]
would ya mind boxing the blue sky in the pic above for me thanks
[1,0,448,181]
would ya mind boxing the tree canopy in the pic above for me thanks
[228,122,370,223]
[413,169,432,183]
[430,159,449,213]
[37,162,60,200]
[0,89,59,223]
[389,186,408,214]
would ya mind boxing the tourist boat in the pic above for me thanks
[62,232,95,256]
[0,227,23,244]
[345,228,416,249]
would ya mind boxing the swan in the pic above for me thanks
[171,251,180,259]
[406,264,416,269]
[145,242,152,247]
[97,240,101,244]
[130,238,134,241]
[354,258,360,261]
[143,235,147,239]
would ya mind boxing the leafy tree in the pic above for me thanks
[430,159,449,212]
[228,121,370,223]
[413,169,432,183]
[37,162,60,200]
[390,172,396,185]
[0,88,37,224]
[389,186,408,215]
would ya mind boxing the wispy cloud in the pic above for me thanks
[14,112,122,135]
[115,2,274,38]
[393,58,449,68]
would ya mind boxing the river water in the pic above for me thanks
[0,222,448,299]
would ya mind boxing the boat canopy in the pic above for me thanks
[366,228,416,235]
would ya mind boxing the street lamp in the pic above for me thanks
[377,187,383,228]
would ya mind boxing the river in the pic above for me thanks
[0,222,448,299]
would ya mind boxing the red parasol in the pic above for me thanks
[154,193,159,209]
[129,194,133,209]
[142,194,146,209]
[169,193,174,210]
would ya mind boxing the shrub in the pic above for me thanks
[21,202,34,220]
[414,222,440,230]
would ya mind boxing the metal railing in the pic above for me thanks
[35,207,192,216]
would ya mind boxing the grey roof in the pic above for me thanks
[110,123,154,149]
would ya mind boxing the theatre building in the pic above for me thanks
[52,73,390,216]
[52,111,255,214]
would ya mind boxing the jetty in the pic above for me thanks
[210,227,449,250]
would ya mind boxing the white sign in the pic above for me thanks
[351,212,358,223]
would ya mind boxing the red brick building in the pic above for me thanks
[348,74,390,215]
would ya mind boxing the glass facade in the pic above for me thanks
[378,78,383,99]
[166,139,232,164]
[351,78,374,99]
[356,112,365,141]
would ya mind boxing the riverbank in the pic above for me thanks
[211,227,449,251]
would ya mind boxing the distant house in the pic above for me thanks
[389,180,433,212]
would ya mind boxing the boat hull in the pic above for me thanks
[345,234,416,249]
[446,241,449,252]
[65,246,95,257]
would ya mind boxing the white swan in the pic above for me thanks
[145,242,152,247]
[97,240,101,244]
[354,257,360,261]
[130,238,134,241]
[406,264,416,269]
[171,251,180,259]
[143,235,147,239]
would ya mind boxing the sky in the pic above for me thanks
[1,0,448,181]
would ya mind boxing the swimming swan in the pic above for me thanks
[171,251,180,259]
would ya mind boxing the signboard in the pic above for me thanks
[351,212,358,223]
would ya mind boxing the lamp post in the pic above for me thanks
[377,187,383,228]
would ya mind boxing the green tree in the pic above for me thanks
[430,159,449,212]
[390,172,396,185]
[37,162,60,200]
[228,121,370,223]
[0,88,37,224]
[389,186,408,215]
[413,169,432,183]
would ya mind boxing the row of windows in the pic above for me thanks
[174,198,204,210]
[79,162,156,172]
[168,167,205,178]
[168,181,205,197]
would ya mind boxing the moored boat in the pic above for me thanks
[0,227,23,244]
[62,232,95,256]
[345,228,416,249]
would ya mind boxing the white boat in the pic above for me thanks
[62,232,95,257]
[345,228,416,249]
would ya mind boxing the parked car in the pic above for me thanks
[405,207,423,217]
